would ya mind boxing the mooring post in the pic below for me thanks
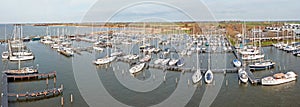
[70,94,73,103]
[61,97,64,106]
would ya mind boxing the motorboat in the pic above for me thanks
[238,68,248,83]
[261,71,297,86]
[58,47,74,57]
[232,59,242,67]
[129,63,146,74]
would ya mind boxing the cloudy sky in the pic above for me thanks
[0,0,299,23]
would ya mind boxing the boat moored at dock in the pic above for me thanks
[261,71,297,86]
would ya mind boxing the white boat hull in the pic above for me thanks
[204,70,214,84]
[9,55,35,61]
[94,56,116,65]
[238,69,248,83]
[192,69,202,83]
[129,63,146,74]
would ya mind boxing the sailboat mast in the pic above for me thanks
[18,25,22,70]
[4,24,6,48]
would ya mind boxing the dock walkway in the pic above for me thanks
[6,71,56,81]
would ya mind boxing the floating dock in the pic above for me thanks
[7,85,63,102]
[6,71,56,81]
[246,68,261,84]
[1,72,63,106]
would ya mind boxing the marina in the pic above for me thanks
[0,22,300,106]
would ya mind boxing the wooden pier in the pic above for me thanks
[7,85,63,102]
[6,71,56,81]
[246,68,261,84]
[1,72,63,106]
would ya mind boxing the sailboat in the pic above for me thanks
[192,43,202,84]
[129,63,146,74]
[205,34,214,84]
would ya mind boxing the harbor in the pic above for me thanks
[0,22,300,107]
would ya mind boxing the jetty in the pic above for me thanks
[7,85,63,102]
[230,39,261,84]
[6,71,56,81]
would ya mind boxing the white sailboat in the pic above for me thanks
[129,63,146,74]
[192,45,202,84]
[205,35,214,84]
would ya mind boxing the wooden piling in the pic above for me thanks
[61,97,64,106]
[70,94,73,103]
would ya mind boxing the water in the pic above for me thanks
[1,26,300,107]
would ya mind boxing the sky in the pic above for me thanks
[0,0,299,23]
